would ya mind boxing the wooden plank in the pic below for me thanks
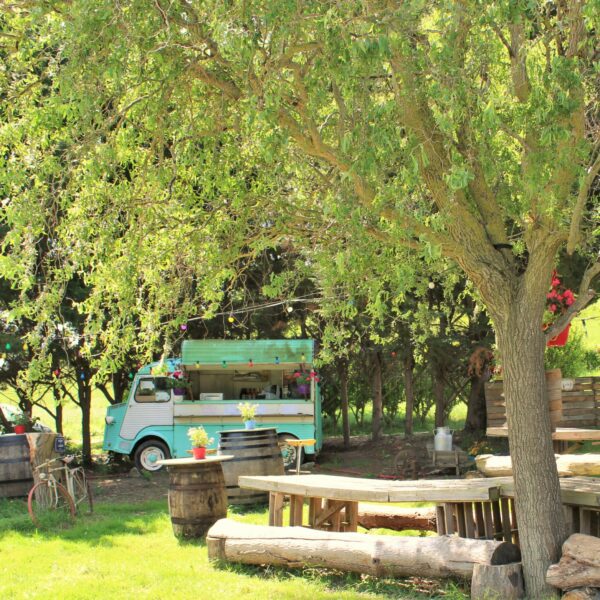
[436,505,446,535]
[444,503,455,535]
[483,503,494,539]
[289,494,304,526]
[313,500,344,530]
[492,500,503,540]
[500,498,512,542]
[269,492,284,527]
[330,500,342,531]
[474,502,485,539]
[487,427,600,441]
[456,503,467,537]
[464,503,476,539]
[344,501,358,532]
[239,474,503,503]
[580,508,592,535]
[308,497,321,528]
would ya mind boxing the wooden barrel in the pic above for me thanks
[0,434,33,498]
[546,369,563,429]
[167,461,228,538]
[219,428,284,505]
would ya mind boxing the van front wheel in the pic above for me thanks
[277,434,300,470]
[134,440,170,472]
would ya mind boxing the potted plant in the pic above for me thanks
[12,413,30,434]
[545,272,575,347]
[237,402,258,429]
[292,370,320,398]
[169,370,191,398]
[187,426,213,459]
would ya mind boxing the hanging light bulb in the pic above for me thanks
[180,324,188,331]
[222,360,227,368]
[301,353,306,362]
[5,342,11,351]
[128,372,134,380]
[80,372,86,381]
[248,358,254,368]
[286,306,293,313]
[227,315,235,323]
[275,356,280,365]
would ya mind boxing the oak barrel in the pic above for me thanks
[219,428,284,505]
[167,461,228,538]
[546,369,562,429]
[0,434,33,498]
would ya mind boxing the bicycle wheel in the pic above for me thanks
[28,480,76,528]
[71,468,93,514]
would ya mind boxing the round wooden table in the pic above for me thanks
[157,455,233,538]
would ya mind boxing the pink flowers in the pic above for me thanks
[546,272,575,318]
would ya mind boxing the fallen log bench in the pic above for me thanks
[207,518,522,591]
[476,454,600,478]
[357,503,437,531]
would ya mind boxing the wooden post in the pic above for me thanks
[471,563,524,599]
[269,492,284,527]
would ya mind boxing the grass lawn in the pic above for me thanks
[0,498,468,600]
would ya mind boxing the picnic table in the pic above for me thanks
[239,473,600,540]
[238,474,503,532]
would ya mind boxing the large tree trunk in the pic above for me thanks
[339,362,351,449]
[495,301,566,597]
[371,350,383,441]
[403,353,415,436]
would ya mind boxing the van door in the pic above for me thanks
[119,377,173,440]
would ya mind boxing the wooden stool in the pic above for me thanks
[286,438,316,475]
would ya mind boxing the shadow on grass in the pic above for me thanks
[212,559,469,600]
[0,498,175,547]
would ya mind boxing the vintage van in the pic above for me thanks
[103,339,322,470]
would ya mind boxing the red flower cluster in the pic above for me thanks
[293,370,320,385]
[546,272,575,316]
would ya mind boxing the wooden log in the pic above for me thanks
[207,518,521,579]
[547,534,600,590]
[476,454,600,478]
[357,504,437,531]
[471,563,524,599]
[561,588,600,600]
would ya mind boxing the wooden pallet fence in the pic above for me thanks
[485,376,600,429]
[436,498,519,545]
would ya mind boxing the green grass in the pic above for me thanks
[0,497,468,600]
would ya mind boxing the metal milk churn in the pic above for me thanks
[434,426,453,452]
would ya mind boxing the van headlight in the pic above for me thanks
[105,416,115,425]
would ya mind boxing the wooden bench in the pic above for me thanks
[238,473,503,532]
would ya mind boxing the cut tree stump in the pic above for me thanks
[476,454,600,478]
[547,534,600,590]
[471,563,524,599]
[357,504,437,531]
[206,518,521,579]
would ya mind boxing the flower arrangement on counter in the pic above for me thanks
[187,426,213,448]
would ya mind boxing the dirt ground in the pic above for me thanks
[90,432,505,504]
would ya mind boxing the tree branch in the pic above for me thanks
[567,151,600,254]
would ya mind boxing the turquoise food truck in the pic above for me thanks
[103,339,322,471]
